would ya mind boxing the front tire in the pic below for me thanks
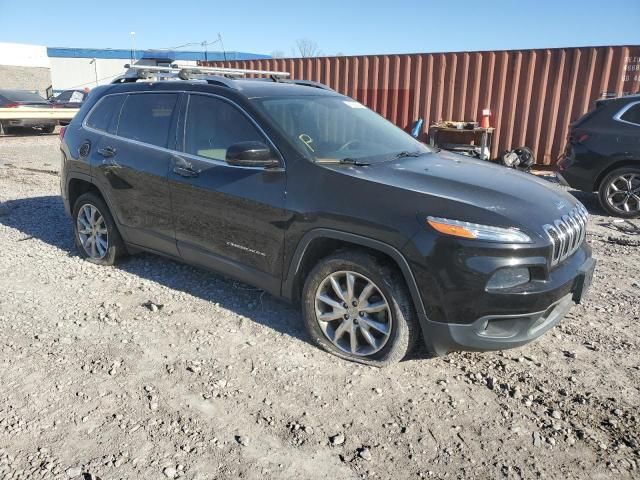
[598,167,640,218]
[301,250,419,366]
[41,125,55,134]
[72,192,126,265]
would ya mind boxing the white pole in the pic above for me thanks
[130,32,136,63]
[90,58,98,86]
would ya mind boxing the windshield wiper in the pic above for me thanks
[316,157,371,166]
[394,150,425,159]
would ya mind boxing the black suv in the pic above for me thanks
[60,69,595,365]
[558,95,640,218]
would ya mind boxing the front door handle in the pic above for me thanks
[173,166,200,178]
[98,146,116,158]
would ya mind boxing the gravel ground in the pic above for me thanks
[0,132,638,480]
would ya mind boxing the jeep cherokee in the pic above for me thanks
[59,66,596,366]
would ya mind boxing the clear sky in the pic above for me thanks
[1,0,638,56]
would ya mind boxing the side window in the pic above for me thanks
[620,103,640,126]
[184,94,265,161]
[70,91,85,103]
[56,91,72,102]
[117,93,179,148]
[85,95,125,134]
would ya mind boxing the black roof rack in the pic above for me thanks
[122,63,289,80]
[110,64,332,91]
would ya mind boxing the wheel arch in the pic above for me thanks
[67,175,102,210]
[282,229,426,318]
[66,175,124,232]
[594,159,640,191]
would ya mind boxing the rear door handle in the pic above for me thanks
[98,146,116,158]
[173,166,200,178]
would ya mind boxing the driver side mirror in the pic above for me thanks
[226,141,280,168]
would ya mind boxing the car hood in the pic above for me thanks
[334,150,580,236]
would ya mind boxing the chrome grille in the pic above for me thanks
[543,203,589,266]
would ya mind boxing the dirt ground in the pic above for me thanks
[0,131,638,480]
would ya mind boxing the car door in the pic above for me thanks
[168,93,287,294]
[89,92,180,256]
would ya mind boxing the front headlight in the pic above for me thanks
[427,216,532,243]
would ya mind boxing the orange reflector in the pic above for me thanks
[427,219,476,239]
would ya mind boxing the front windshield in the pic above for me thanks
[254,95,433,163]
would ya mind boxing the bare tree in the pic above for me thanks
[295,39,322,58]
[270,50,285,59]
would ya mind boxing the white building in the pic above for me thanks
[0,43,51,96]
[0,43,270,95]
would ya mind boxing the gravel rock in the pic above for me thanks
[533,432,543,447]
[163,466,177,478]
[330,433,345,446]
[66,466,82,477]
[0,133,638,479]
[358,447,372,461]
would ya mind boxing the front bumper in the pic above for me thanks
[419,254,596,355]
[404,228,595,355]
[421,292,574,355]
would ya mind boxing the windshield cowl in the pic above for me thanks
[315,157,371,166]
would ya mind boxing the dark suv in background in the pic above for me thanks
[558,95,640,218]
[59,66,595,365]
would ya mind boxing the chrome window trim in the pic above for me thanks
[81,90,285,171]
[613,100,640,127]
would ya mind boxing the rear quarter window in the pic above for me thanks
[85,95,125,134]
[619,103,640,126]
[116,93,179,148]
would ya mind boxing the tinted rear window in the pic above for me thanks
[85,95,125,134]
[620,103,640,125]
[0,90,45,102]
[117,93,178,148]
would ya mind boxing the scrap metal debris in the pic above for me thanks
[600,219,640,236]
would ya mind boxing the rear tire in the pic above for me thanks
[72,192,126,265]
[41,125,55,134]
[598,167,640,218]
[301,250,419,367]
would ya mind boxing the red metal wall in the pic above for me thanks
[204,45,640,166]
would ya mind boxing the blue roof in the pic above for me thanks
[46,47,270,62]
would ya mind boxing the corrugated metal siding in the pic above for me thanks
[204,45,640,166]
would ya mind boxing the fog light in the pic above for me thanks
[486,267,530,290]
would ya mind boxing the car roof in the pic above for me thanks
[216,79,339,98]
[104,78,341,100]
[0,89,46,101]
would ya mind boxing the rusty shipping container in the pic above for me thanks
[204,45,640,166]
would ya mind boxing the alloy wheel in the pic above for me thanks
[76,203,109,259]
[314,270,392,356]
[606,173,640,214]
